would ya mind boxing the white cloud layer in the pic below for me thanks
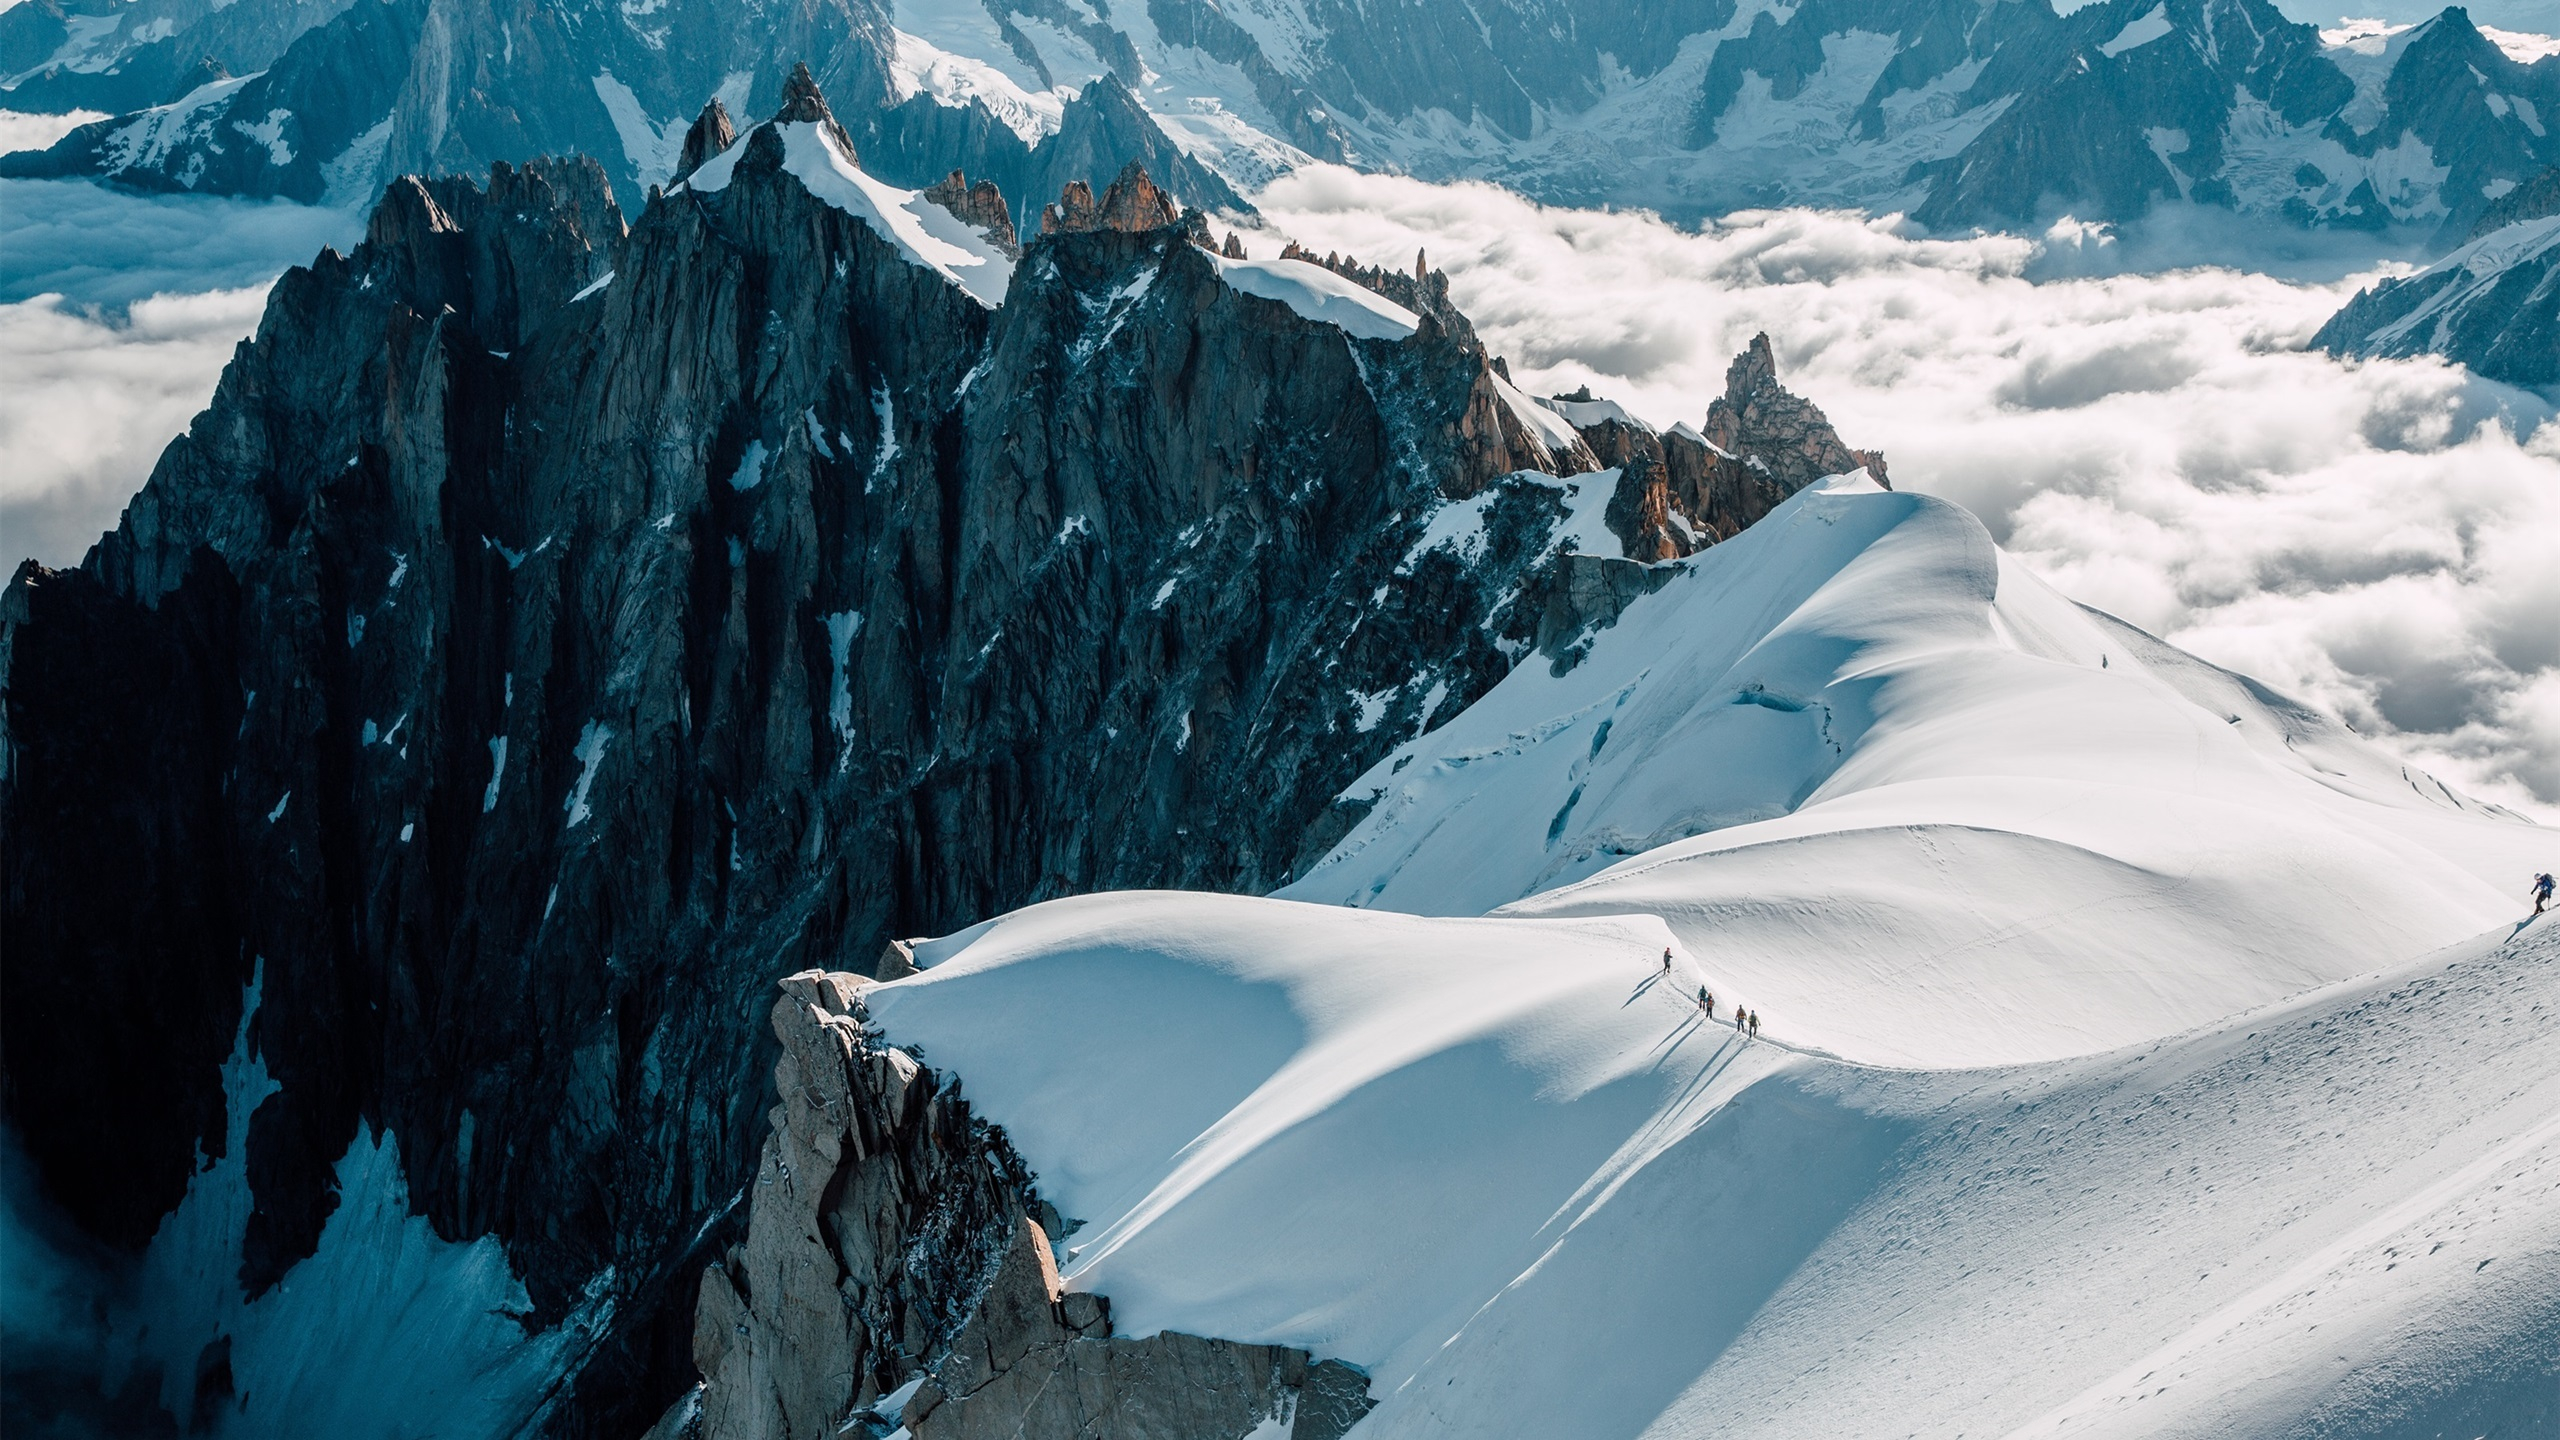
[0,180,358,572]
[0,286,273,570]
[1254,168,2560,816]
[0,177,358,307]
[0,109,106,156]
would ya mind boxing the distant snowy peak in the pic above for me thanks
[910,0,2560,234]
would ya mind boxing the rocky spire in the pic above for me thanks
[673,98,736,184]
[1099,160,1179,231]
[1038,161,1180,235]
[1222,232,1247,259]
[773,61,858,162]
[1700,332,1886,490]
[1039,178,1096,234]
[920,168,1019,257]
[1590,333,1890,561]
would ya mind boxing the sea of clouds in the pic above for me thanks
[0,172,360,570]
[1255,169,2560,816]
[0,162,2552,816]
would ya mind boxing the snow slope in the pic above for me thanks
[858,473,2557,1435]
[2313,211,2560,388]
[1210,254,1420,340]
[1282,475,2550,1065]
[867,893,2560,1440]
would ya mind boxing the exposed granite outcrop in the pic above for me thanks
[922,170,1021,258]
[1587,334,1889,561]
[673,972,1374,1440]
[1039,161,1180,235]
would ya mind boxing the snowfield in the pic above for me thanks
[1287,475,2546,1066]
[865,475,2560,1437]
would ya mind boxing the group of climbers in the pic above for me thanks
[1661,948,1759,1039]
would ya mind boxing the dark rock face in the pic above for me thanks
[2468,162,2560,239]
[0,80,1619,1436]
[2310,210,2560,390]
[1572,335,1888,563]
[677,972,1374,1440]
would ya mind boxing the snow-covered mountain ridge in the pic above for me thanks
[1286,475,2542,1065]
[845,893,2560,1439]
[791,470,2559,1438]
[654,445,2555,1438]
[2315,161,2560,387]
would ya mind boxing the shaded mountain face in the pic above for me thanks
[2311,196,2560,389]
[9,0,2552,237]
[0,0,1245,221]
[0,0,355,116]
[0,70,1883,1435]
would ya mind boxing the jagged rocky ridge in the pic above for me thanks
[665,968,1374,1440]
[2312,160,2560,390]
[0,67,1882,1437]
[8,0,2555,236]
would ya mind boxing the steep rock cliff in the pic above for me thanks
[667,970,1373,1440]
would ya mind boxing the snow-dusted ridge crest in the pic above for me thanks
[679,116,1019,307]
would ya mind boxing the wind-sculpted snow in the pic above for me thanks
[866,887,2560,1439]
[1284,476,2550,1064]
[1210,255,1421,341]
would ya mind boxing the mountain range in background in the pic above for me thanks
[6,0,2559,240]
